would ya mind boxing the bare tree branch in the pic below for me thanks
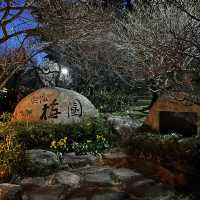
[112,0,200,96]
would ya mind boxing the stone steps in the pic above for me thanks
[0,151,178,200]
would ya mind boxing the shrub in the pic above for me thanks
[126,132,200,163]
[0,112,12,123]
[50,134,110,155]
[9,115,113,155]
[0,114,113,179]
[0,123,23,180]
[71,134,110,155]
[84,89,138,113]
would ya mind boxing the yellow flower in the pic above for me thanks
[58,140,65,146]
[86,121,92,127]
[63,137,68,143]
[96,135,105,141]
[50,140,57,149]
[96,135,102,139]
[51,140,56,146]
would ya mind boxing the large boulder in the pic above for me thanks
[24,149,61,176]
[62,152,96,168]
[107,115,137,144]
[12,87,98,124]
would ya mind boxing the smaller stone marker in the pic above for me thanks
[145,93,200,135]
[12,87,98,124]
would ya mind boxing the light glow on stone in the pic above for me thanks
[61,68,69,75]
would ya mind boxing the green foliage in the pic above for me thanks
[50,137,69,152]
[50,133,110,155]
[0,112,12,123]
[9,116,112,155]
[126,132,200,163]
[71,134,110,155]
[0,114,112,179]
[84,89,140,113]
[0,123,23,180]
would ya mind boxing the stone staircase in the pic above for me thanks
[2,150,174,200]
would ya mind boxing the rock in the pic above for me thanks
[82,167,142,185]
[107,116,136,143]
[21,185,64,200]
[91,192,129,200]
[143,183,173,200]
[129,179,172,199]
[130,178,155,194]
[47,171,80,188]
[155,164,186,187]
[0,183,22,200]
[24,149,60,176]
[111,168,142,182]
[84,171,113,185]
[21,177,46,186]
[152,193,175,200]
[21,171,80,188]
[62,153,96,168]
[12,87,98,124]
[107,116,135,130]
[72,165,113,177]
[103,151,127,160]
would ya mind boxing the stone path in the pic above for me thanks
[17,150,174,200]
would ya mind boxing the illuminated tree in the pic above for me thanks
[0,0,113,89]
[113,0,200,99]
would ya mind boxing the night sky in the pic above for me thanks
[0,0,46,63]
[0,0,131,63]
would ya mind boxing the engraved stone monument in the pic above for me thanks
[12,87,98,124]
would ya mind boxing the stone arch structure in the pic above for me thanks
[144,93,200,135]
